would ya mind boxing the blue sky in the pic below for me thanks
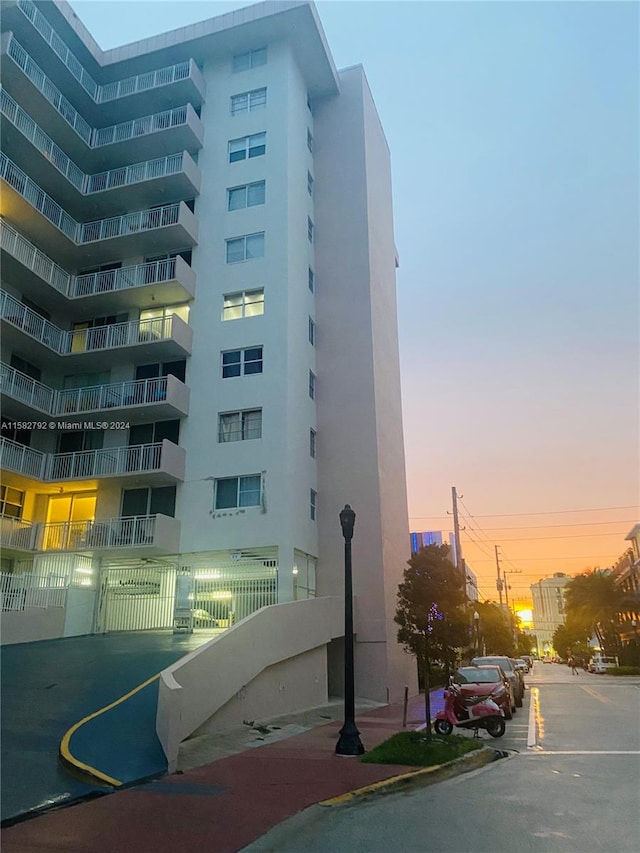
[69,1,639,602]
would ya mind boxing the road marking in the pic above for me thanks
[579,685,611,704]
[527,687,539,748]
[525,750,640,755]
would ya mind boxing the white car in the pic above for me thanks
[588,655,618,673]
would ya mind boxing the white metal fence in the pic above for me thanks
[0,571,66,611]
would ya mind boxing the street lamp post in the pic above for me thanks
[473,610,480,656]
[335,504,365,756]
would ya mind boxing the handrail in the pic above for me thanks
[0,220,70,295]
[0,153,77,240]
[92,106,190,148]
[0,362,55,413]
[35,515,164,551]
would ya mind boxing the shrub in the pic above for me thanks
[608,666,640,676]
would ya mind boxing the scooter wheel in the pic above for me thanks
[486,717,506,738]
[434,719,453,736]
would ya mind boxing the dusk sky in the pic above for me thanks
[69,0,639,609]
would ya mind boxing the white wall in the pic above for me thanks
[1,608,65,645]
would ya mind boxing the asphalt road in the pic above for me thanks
[246,664,640,852]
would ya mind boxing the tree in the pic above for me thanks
[564,569,636,655]
[472,602,515,656]
[395,545,467,739]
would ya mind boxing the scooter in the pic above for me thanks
[433,678,506,738]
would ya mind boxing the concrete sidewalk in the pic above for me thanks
[2,692,446,853]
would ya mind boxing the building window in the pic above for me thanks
[307,217,314,243]
[228,181,266,211]
[232,48,267,72]
[229,133,266,163]
[310,429,316,458]
[0,485,24,519]
[219,409,262,442]
[231,87,267,115]
[215,475,262,509]
[223,289,265,320]
[226,232,265,263]
[310,489,317,521]
[309,371,316,400]
[307,171,314,196]
[308,317,315,345]
[121,486,176,518]
[307,129,313,152]
[308,267,315,293]
[222,346,263,378]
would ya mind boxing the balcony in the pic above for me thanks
[0,222,196,310]
[0,362,54,417]
[36,514,181,557]
[0,516,37,555]
[0,437,46,480]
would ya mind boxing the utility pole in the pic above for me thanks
[451,486,466,597]
[495,545,504,606]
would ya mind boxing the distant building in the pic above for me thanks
[409,530,478,601]
[531,573,572,654]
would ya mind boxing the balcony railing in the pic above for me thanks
[92,105,191,148]
[46,442,165,481]
[98,62,191,103]
[7,36,93,144]
[57,377,169,415]
[0,437,46,479]
[0,220,70,295]
[1,290,67,352]
[0,362,55,413]
[38,515,164,551]
[71,258,179,297]
[0,516,37,551]
[0,88,85,191]
[0,569,66,609]
[18,0,99,99]
[1,153,77,240]
[85,153,184,194]
[79,203,180,243]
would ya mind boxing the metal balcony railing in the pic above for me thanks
[92,105,190,148]
[0,569,66,609]
[57,377,168,414]
[0,154,77,240]
[79,203,180,243]
[38,515,162,551]
[0,220,70,295]
[0,437,46,479]
[7,37,93,144]
[0,362,55,413]
[98,62,191,103]
[0,517,37,551]
[85,153,184,193]
[46,442,164,480]
[70,258,178,297]
[1,290,67,352]
[18,0,99,99]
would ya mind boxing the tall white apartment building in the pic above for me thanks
[531,572,572,653]
[0,0,415,702]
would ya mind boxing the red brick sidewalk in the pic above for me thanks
[2,694,437,853]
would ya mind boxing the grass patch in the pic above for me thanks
[608,666,640,676]
[360,731,482,767]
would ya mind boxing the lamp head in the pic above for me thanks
[339,504,356,542]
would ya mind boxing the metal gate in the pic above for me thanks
[191,574,277,628]
[99,563,177,632]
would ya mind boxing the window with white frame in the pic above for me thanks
[310,489,317,521]
[232,48,267,72]
[226,232,265,263]
[223,289,264,320]
[308,267,315,293]
[309,370,316,400]
[231,87,267,115]
[307,171,314,196]
[310,428,316,458]
[307,217,314,243]
[229,133,266,163]
[222,346,263,378]
[215,474,262,509]
[307,129,313,152]
[219,409,262,442]
[308,317,315,345]
[228,181,266,211]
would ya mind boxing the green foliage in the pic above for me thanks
[608,666,640,676]
[564,570,638,655]
[552,622,590,659]
[472,601,514,656]
[360,731,481,767]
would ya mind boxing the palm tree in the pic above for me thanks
[564,570,636,655]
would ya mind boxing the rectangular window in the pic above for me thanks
[229,133,266,163]
[309,371,316,400]
[121,486,176,518]
[307,171,314,196]
[226,232,265,263]
[0,485,24,519]
[308,267,315,293]
[215,475,262,509]
[223,289,264,320]
[310,429,316,458]
[222,346,263,378]
[307,217,314,243]
[232,47,267,72]
[310,489,317,521]
[308,317,315,345]
[228,181,266,211]
[231,87,267,115]
[307,129,313,152]
[219,409,262,442]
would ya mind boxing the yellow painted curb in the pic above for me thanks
[59,673,161,787]
[319,746,497,807]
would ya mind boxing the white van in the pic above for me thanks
[588,654,618,673]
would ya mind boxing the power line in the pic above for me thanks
[457,519,637,531]
[469,554,620,562]
[409,504,638,520]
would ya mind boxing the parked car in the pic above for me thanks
[542,656,553,664]
[514,657,529,674]
[453,665,514,720]
[472,655,524,707]
[588,654,619,674]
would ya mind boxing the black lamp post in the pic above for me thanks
[335,504,365,756]
[473,610,480,656]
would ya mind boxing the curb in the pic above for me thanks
[319,746,500,806]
